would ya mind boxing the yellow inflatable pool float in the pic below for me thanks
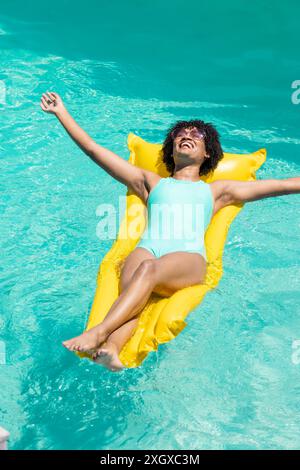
[78,133,266,368]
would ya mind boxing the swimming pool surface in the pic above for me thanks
[1,0,300,450]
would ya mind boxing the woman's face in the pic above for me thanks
[172,127,207,163]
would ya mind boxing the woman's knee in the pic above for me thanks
[120,259,157,291]
[137,260,175,296]
[136,259,158,281]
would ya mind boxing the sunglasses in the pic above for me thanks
[171,128,206,141]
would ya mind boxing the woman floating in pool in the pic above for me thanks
[40,91,300,371]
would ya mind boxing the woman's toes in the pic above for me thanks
[63,340,81,352]
[92,348,105,360]
[92,350,100,360]
[92,346,124,371]
[98,349,106,357]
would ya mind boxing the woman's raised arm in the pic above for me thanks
[211,177,300,213]
[40,91,151,197]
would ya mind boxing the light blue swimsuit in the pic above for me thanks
[137,177,214,260]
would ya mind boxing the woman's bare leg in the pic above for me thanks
[92,249,153,370]
[63,248,153,355]
[63,249,207,368]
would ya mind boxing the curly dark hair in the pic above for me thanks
[160,119,223,176]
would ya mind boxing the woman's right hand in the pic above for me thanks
[40,91,65,115]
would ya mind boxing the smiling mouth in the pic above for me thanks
[179,141,194,149]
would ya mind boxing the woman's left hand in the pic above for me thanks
[40,91,65,115]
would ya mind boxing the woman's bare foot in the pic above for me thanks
[92,343,124,372]
[62,326,108,354]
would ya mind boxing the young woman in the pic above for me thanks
[40,92,300,371]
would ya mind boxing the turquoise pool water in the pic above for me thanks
[1,0,300,450]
